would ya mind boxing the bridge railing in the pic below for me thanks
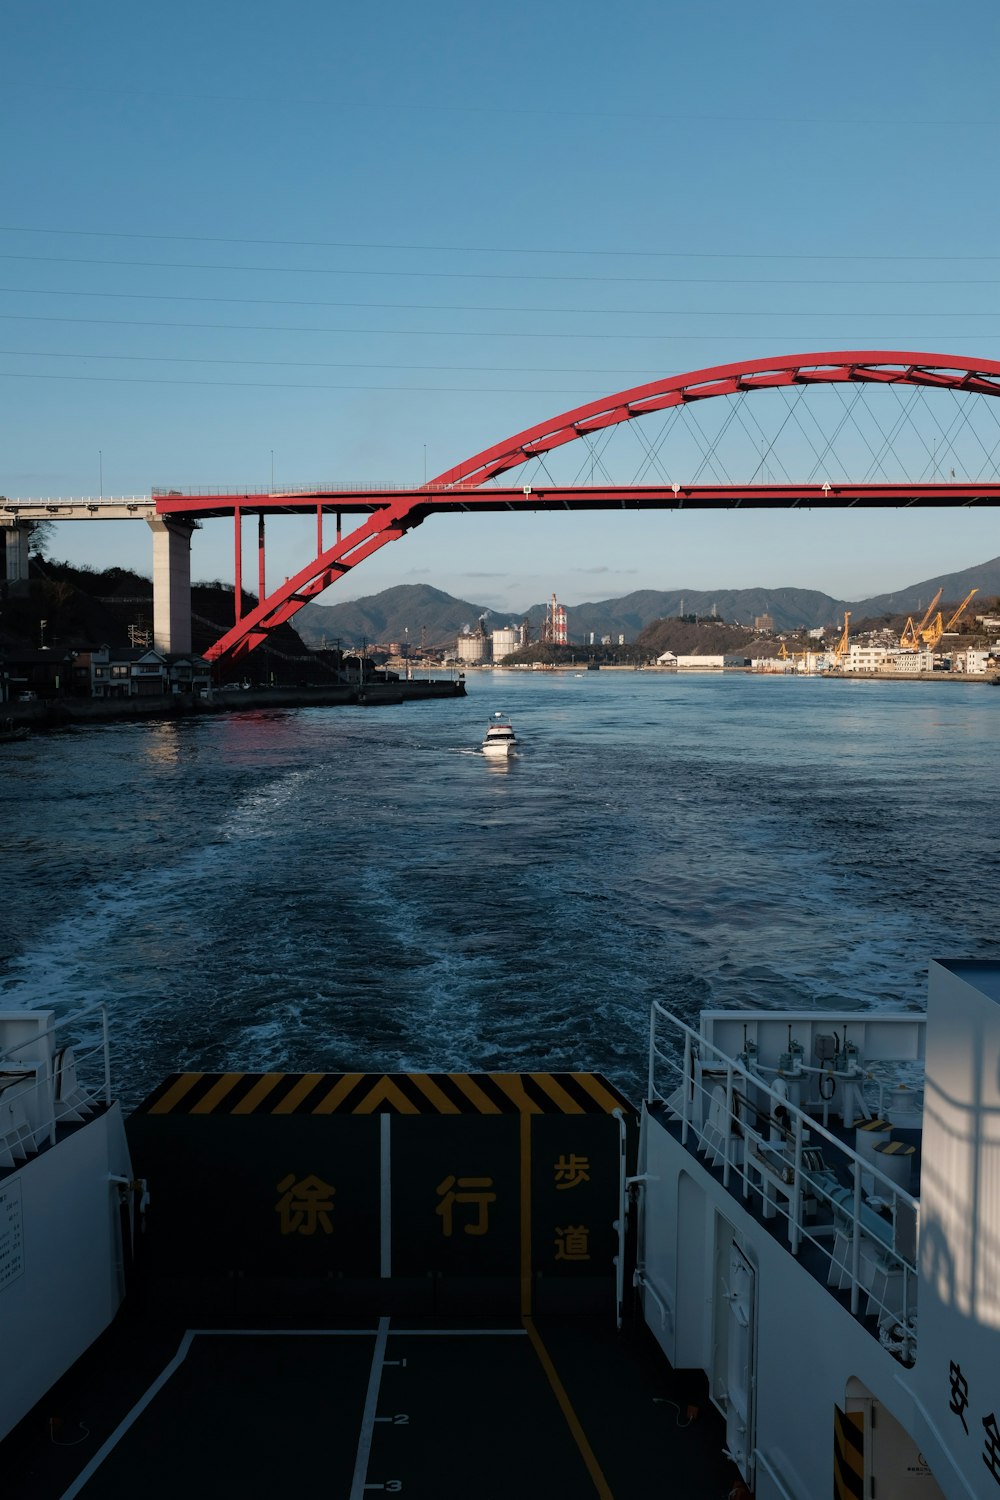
[151,482,415,497]
[1,497,153,507]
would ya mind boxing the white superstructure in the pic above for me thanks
[0,1007,135,1444]
[635,960,1000,1499]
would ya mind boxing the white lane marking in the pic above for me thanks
[383,1328,527,1337]
[58,1331,195,1500]
[187,1327,381,1336]
[350,1316,391,1500]
[186,1326,526,1337]
[57,1325,525,1498]
[380,1113,391,1278]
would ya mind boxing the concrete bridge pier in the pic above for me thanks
[3,522,32,595]
[146,514,197,655]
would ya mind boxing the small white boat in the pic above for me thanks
[482,712,517,757]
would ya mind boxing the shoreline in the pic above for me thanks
[2,677,466,731]
[475,663,999,683]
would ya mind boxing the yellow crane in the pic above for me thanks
[945,586,979,631]
[920,587,979,649]
[833,611,851,661]
[900,586,943,649]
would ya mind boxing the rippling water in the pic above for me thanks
[2,671,999,1107]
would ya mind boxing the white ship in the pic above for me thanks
[482,712,517,757]
[636,959,1000,1500]
[2,958,998,1497]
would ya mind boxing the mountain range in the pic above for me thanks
[295,556,1000,647]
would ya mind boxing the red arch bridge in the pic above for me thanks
[8,350,1000,662]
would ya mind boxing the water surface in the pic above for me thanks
[2,671,997,1106]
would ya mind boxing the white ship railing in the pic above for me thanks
[647,1002,920,1362]
[612,1107,628,1330]
[0,1004,112,1168]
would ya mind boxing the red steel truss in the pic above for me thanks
[151,351,1000,662]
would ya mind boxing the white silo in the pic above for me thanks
[457,633,489,664]
[491,626,520,661]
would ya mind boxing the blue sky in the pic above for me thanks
[3,1,1000,613]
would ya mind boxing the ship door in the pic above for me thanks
[724,1242,756,1479]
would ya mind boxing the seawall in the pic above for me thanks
[3,678,466,730]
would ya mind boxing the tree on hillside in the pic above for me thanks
[25,520,56,555]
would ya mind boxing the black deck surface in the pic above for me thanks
[4,1309,739,1499]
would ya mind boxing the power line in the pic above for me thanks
[1,286,997,317]
[3,342,999,396]
[2,252,1000,288]
[0,370,599,395]
[0,348,671,375]
[1,222,998,262]
[3,311,999,343]
[5,347,1000,378]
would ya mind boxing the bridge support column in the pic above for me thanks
[146,515,196,655]
[2,523,32,596]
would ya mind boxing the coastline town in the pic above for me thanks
[4,580,1000,711]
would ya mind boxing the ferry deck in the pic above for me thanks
[0,1010,741,1500]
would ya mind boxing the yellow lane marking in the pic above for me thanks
[312,1073,366,1114]
[405,1074,463,1114]
[528,1074,585,1114]
[190,1074,245,1115]
[147,1073,204,1115]
[522,1316,614,1500]
[230,1073,287,1115]
[444,1073,504,1114]
[272,1073,328,1115]
[490,1075,544,1114]
[569,1072,630,1114]
[353,1077,421,1115]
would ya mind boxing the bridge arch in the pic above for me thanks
[185,351,1000,660]
[429,350,1000,489]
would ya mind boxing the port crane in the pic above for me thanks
[918,587,979,649]
[832,611,851,662]
[899,587,943,650]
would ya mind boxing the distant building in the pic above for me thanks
[457,634,489,665]
[952,649,992,674]
[541,593,568,646]
[674,655,725,670]
[83,647,212,698]
[491,624,524,661]
[2,647,76,700]
[840,646,934,674]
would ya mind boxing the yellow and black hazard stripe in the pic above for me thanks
[136,1070,635,1117]
[833,1405,864,1500]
